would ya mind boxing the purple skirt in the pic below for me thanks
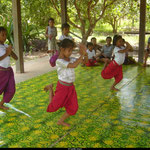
[0,66,16,103]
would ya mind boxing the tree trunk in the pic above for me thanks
[112,17,117,33]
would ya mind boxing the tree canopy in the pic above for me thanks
[0,0,150,44]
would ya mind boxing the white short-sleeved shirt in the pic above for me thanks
[86,49,96,59]
[114,46,125,65]
[59,35,73,41]
[56,57,76,83]
[0,44,10,68]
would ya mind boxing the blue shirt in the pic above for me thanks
[101,44,114,58]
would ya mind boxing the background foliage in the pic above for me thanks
[0,0,150,49]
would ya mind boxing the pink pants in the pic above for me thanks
[0,66,16,103]
[101,60,123,83]
[47,81,78,115]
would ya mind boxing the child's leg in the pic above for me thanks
[111,66,123,91]
[44,84,54,103]
[0,99,9,110]
[0,68,16,109]
[102,59,110,70]
[110,81,120,91]
[57,112,70,127]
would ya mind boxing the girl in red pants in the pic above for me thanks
[44,39,87,127]
[101,35,133,91]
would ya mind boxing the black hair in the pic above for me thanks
[113,34,122,46]
[59,39,75,49]
[0,26,7,33]
[106,36,112,40]
[48,18,54,22]
[87,42,94,47]
[91,37,96,41]
[122,38,125,42]
[61,23,70,30]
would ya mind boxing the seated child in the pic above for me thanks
[143,37,150,67]
[91,37,102,53]
[86,42,98,67]
[59,23,73,41]
[97,36,114,63]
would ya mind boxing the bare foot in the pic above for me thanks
[110,87,120,91]
[44,84,53,92]
[57,120,70,127]
[0,105,9,110]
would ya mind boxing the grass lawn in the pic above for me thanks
[0,64,150,148]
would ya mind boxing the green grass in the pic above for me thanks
[0,64,150,148]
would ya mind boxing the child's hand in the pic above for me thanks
[79,43,87,56]
[49,34,53,40]
[6,45,12,56]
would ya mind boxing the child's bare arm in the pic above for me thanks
[68,43,87,68]
[67,55,84,68]
[10,51,18,60]
[45,27,49,38]
[118,42,132,53]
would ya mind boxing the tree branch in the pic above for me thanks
[51,0,61,16]
[87,0,93,25]
[67,16,82,30]
[96,0,118,22]
[73,0,84,26]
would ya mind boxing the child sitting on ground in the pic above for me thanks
[86,42,99,67]
[91,37,102,54]
[44,39,87,127]
[0,26,18,110]
[96,36,114,63]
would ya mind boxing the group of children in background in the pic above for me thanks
[0,17,149,127]
[43,17,134,126]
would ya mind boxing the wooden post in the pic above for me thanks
[61,0,67,25]
[12,0,24,73]
[138,0,146,63]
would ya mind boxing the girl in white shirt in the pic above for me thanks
[44,39,87,127]
[101,35,132,91]
[0,27,18,110]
